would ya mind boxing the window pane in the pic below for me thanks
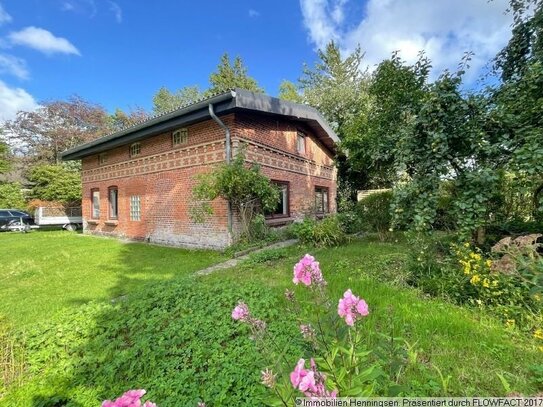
[130,195,141,221]
[323,190,329,212]
[267,182,289,217]
[109,189,118,219]
[92,190,100,218]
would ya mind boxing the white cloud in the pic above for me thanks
[108,1,122,23]
[61,0,96,17]
[0,80,38,122]
[0,2,11,26]
[9,27,81,56]
[0,54,29,79]
[249,9,260,18]
[299,0,513,80]
[61,1,75,12]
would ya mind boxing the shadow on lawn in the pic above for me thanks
[27,240,228,405]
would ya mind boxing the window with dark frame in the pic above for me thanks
[172,128,188,146]
[108,187,118,219]
[91,189,100,219]
[296,131,306,154]
[266,181,289,218]
[129,142,141,157]
[314,186,329,214]
[99,153,108,165]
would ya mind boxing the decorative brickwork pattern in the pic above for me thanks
[80,113,337,249]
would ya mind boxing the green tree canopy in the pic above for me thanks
[152,85,203,115]
[28,164,82,203]
[208,53,263,94]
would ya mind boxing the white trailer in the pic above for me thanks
[34,206,83,231]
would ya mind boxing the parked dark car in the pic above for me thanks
[0,209,35,231]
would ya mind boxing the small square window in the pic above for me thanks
[129,142,141,157]
[130,195,141,221]
[172,128,188,146]
[296,132,306,154]
[99,153,108,165]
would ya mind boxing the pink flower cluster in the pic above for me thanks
[293,254,325,286]
[102,389,156,407]
[231,301,266,338]
[290,359,337,398]
[231,302,249,321]
[337,289,369,326]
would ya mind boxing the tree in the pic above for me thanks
[299,42,370,135]
[4,95,110,164]
[0,141,11,175]
[278,80,303,103]
[296,41,372,193]
[109,107,149,131]
[192,149,278,241]
[208,53,263,94]
[28,164,81,203]
[152,85,203,115]
[342,52,431,188]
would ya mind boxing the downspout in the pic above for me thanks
[208,103,233,237]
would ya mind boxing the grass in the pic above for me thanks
[206,237,543,396]
[1,232,542,404]
[0,230,226,326]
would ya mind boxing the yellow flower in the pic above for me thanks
[485,259,492,268]
[492,280,498,287]
[534,329,543,340]
[534,293,542,302]
[469,252,482,261]
[476,299,482,305]
[539,346,543,353]
[464,242,470,248]
[470,274,481,285]
[506,319,515,328]
[482,278,490,288]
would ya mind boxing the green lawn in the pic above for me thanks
[0,231,226,326]
[1,232,541,405]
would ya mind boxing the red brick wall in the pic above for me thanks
[80,112,337,248]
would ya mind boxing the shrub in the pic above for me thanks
[290,216,347,247]
[232,254,390,403]
[0,183,25,209]
[405,232,543,333]
[357,191,393,239]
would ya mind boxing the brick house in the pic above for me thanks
[61,89,338,249]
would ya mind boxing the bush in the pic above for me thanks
[357,191,393,239]
[405,233,543,333]
[2,279,303,406]
[290,216,347,247]
[0,183,25,209]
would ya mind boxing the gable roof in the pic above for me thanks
[61,88,339,160]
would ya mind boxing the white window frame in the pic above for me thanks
[172,128,188,146]
[130,195,141,221]
[91,189,100,219]
[109,187,118,219]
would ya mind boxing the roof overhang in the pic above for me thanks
[61,88,339,160]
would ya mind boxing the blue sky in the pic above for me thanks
[0,0,513,121]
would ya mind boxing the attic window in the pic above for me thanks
[98,153,108,165]
[172,128,188,146]
[296,131,306,154]
[129,142,141,157]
